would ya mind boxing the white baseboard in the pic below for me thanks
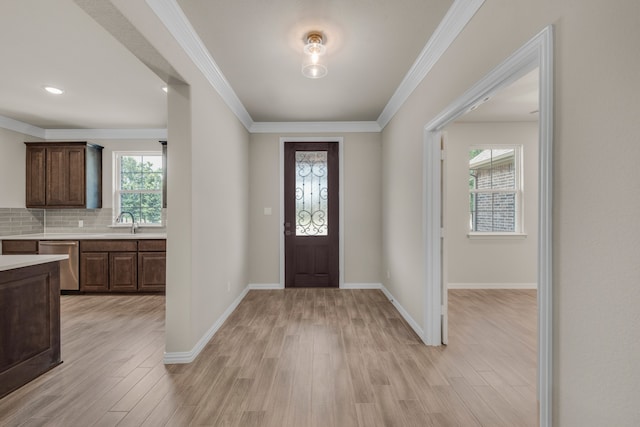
[248,283,284,290]
[379,284,425,340]
[163,285,250,364]
[447,282,538,290]
[341,282,382,289]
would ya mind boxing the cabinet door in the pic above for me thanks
[80,252,109,292]
[25,147,46,207]
[138,252,166,292]
[110,252,137,292]
[46,147,85,207]
[66,147,86,206]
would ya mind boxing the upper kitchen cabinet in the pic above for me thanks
[159,140,167,208]
[25,142,103,209]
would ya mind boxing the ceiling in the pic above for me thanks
[0,0,167,129]
[0,0,536,132]
[176,0,452,122]
[459,69,539,123]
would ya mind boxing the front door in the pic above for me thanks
[284,142,339,287]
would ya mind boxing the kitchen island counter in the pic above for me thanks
[0,254,68,271]
[1,256,64,398]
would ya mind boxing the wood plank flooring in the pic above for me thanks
[0,289,537,426]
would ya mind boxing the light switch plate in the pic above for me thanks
[264,207,272,215]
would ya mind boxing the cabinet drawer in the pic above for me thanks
[137,240,166,251]
[2,240,39,254]
[81,240,137,252]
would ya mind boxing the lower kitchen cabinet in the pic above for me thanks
[110,252,137,292]
[137,239,166,292]
[138,252,166,292]
[80,252,109,292]
[79,239,165,293]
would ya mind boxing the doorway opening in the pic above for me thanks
[422,26,553,425]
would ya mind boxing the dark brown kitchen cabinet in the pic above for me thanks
[159,141,167,208]
[25,142,103,209]
[2,240,39,254]
[79,239,165,293]
[80,252,109,292]
[25,147,46,206]
[138,239,166,292]
[0,261,61,399]
[138,252,166,292]
[80,240,136,292]
[110,252,137,292]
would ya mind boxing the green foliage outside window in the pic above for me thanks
[118,155,163,224]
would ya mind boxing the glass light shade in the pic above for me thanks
[302,34,327,78]
[302,61,328,79]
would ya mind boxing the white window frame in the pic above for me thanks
[467,144,525,238]
[113,151,163,226]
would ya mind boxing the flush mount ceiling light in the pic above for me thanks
[162,86,168,93]
[302,32,327,79]
[43,86,64,95]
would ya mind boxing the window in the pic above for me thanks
[113,152,163,225]
[469,146,522,234]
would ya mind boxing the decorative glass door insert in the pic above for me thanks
[295,151,328,236]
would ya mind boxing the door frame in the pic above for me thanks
[279,137,345,288]
[422,26,553,426]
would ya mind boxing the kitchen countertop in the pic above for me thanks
[0,254,69,272]
[0,233,167,240]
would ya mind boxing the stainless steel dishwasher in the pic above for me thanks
[38,241,79,291]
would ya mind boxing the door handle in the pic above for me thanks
[285,230,292,236]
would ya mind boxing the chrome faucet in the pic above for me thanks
[116,211,138,234]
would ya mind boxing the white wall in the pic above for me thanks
[0,128,40,207]
[445,122,538,286]
[248,132,382,286]
[381,1,640,425]
[189,82,249,348]
[111,0,250,357]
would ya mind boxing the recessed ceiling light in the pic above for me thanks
[44,86,64,95]
[162,86,168,93]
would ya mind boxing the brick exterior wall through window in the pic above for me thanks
[469,148,518,232]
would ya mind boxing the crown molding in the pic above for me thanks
[250,121,381,134]
[0,117,167,140]
[44,128,168,140]
[0,115,46,139]
[145,0,254,131]
[376,0,485,129]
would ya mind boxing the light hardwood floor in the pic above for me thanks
[0,289,537,426]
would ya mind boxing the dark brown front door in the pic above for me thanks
[284,142,339,287]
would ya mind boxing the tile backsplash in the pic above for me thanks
[0,208,45,235]
[0,208,167,237]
